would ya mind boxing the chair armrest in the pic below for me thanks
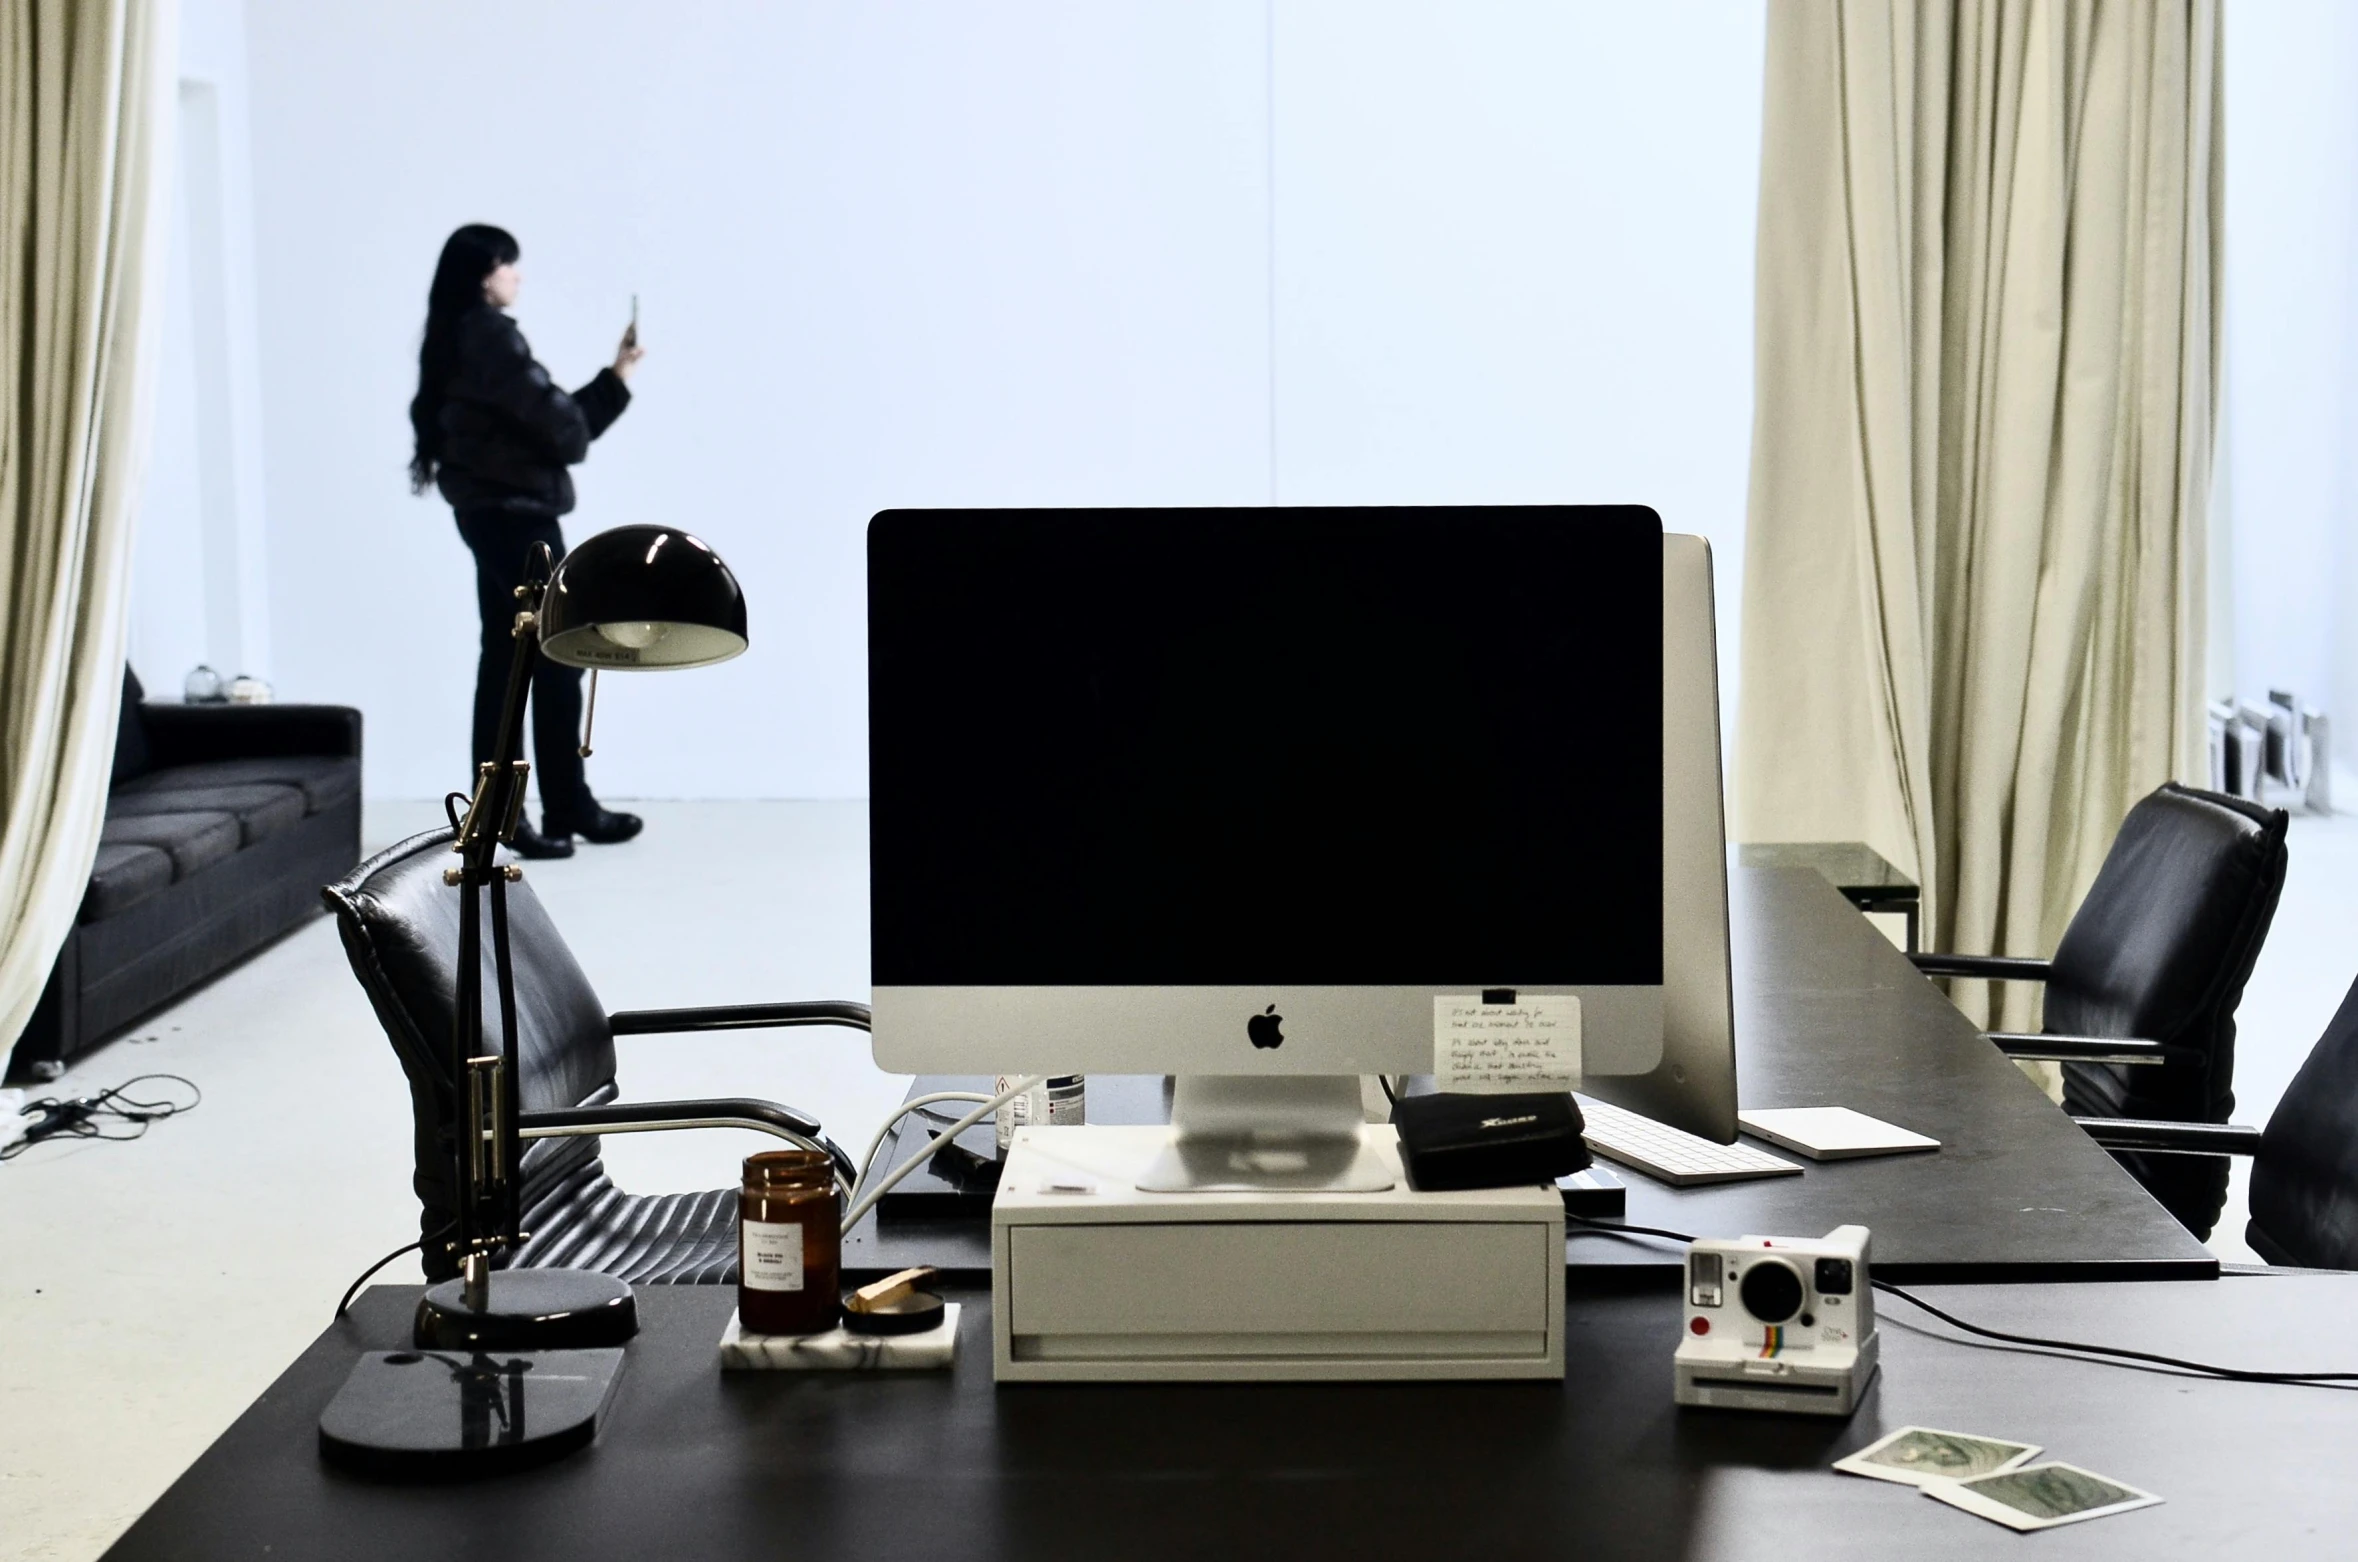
[2075,1117,2264,1157]
[139,702,363,764]
[521,1096,823,1139]
[1985,1033,2186,1068]
[1910,952,2052,982]
[608,1000,871,1035]
[519,1098,856,1188]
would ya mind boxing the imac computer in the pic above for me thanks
[868,506,1735,1190]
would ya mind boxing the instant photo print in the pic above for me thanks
[1832,1426,2040,1488]
[1923,1461,2164,1532]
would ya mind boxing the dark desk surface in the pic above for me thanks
[1736,841,1918,895]
[107,1271,2358,1562]
[848,868,2214,1284]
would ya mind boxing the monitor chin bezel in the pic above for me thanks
[868,984,1665,1078]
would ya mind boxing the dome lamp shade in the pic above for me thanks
[538,526,748,670]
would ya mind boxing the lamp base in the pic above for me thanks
[414,1267,638,1351]
[317,1347,623,1478]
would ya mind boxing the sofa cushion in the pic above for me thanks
[109,783,306,845]
[100,811,241,878]
[81,842,173,922]
[116,755,360,817]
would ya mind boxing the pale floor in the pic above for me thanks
[3,800,2353,1560]
[0,801,907,1562]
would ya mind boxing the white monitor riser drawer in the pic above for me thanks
[990,1125,1565,1382]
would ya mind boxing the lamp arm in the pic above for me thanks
[447,541,556,1302]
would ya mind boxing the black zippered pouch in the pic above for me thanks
[1391,1091,1590,1192]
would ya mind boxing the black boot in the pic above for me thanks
[546,804,642,845]
[509,818,575,859]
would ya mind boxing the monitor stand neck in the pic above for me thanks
[1136,1075,1396,1193]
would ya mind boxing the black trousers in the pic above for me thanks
[455,509,595,822]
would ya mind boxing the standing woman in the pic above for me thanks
[409,224,645,858]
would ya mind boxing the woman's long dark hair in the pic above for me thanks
[408,224,519,493]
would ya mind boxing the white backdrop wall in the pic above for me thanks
[129,0,273,699]
[2220,0,2358,772]
[235,1,1766,799]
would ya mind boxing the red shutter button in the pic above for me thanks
[1689,1316,1710,1335]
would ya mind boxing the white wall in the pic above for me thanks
[2221,0,2358,770]
[127,0,273,698]
[236,1,1765,799]
[1272,2,1762,723]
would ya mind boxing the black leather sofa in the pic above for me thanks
[8,671,363,1081]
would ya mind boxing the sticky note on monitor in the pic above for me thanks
[1434,994,1581,1093]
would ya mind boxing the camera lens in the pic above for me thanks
[1738,1259,1805,1323]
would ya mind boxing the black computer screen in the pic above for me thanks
[868,507,1662,986]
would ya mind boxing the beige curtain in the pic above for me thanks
[0,0,176,1075]
[1736,0,2220,1039]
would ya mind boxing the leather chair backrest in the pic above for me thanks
[2050,784,2287,1240]
[324,827,617,1261]
[2051,782,2288,1124]
[2249,973,2358,1269]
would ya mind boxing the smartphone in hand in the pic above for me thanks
[625,293,639,349]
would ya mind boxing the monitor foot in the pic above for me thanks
[1135,1133,1396,1192]
[1140,1076,1396,1192]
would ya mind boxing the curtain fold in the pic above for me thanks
[0,0,176,1076]
[1737,0,2220,1043]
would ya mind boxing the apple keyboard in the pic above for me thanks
[1572,1095,1805,1187]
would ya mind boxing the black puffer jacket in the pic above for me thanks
[434,305,630,517]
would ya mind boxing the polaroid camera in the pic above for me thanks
[1673,1225,1878,1417]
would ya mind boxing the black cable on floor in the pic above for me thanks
[1,1074,201,1160]
[1562,1212,2358,1388]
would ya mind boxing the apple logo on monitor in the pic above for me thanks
[1247,1004,1285,1049]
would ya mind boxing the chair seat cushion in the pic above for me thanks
[100,811,241,878]
[117,756,360,817]
[508,1166,740,1285]
[81,842,174,922]
[109,782,306,845]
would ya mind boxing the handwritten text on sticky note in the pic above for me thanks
[1433,995,1582,1093]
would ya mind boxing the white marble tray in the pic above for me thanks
[718,1303,961,1371]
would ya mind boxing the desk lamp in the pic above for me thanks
[414,525,747,1352]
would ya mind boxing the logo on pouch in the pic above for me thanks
[1247,1005,1285,1050]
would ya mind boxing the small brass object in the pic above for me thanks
[848,1266,938,1313]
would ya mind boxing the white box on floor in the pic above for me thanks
[990,1125,1564,1382]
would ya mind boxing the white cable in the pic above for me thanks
[840,1075,1042,1235]
[854,1091,993,1190]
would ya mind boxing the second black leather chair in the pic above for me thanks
[1911,782,2289,1238]
[2084,967,2358,1268]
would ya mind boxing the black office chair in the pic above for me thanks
[2083,969,2358,1268]
[1910,782,2288,1238]
[326,827,868,1284]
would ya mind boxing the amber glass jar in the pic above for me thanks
[738,1150,840,1335]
